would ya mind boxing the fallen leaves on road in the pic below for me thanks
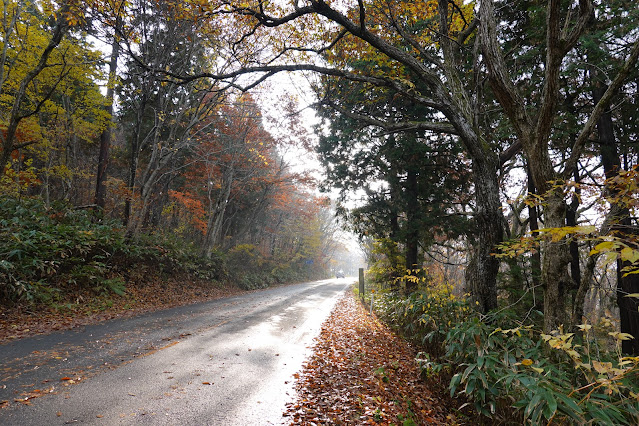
[284,292,454,425]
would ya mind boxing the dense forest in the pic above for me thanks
[0,0,348,309]
[1,0,639,423]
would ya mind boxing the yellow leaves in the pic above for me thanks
[516,358,544,373]
[621,247,639,264]
[493,235,539,258]
[0,0,107,187]
[605,166,639,209]
[397,78,416,92]
[591,240,616,254]
[541,332,582,362]
[608,331,635,342]
[592,360,613,375]
[490,326,531,337]
[588,238,639,276]
[576,323,592,332]
[535,225,597,242]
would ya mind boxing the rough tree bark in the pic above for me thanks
[593,79,639,355]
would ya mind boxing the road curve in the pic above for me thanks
[0,278,352,425]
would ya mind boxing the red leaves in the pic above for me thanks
[284,293,452,425]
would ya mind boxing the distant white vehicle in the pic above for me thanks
[336,270,345,278]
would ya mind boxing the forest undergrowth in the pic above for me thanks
[370,278,639,425]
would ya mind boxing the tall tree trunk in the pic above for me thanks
[124,98,146,233]
[201,166,234,257]
[387,167,403,292]
[94,23,120,210]
[464,155,502,313]
[540,194,572,331]
[124,141,139,233]
[437,0,502,313]
[593,81,639,354]
[479,0,596,331]
[405,164,419,293]
[566,169,582,302]
[527,165,542,304]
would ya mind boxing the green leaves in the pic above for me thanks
[376,292,639,424]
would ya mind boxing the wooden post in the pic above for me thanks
[359,268,365,301]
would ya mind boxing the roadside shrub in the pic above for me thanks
[368,265,639,424]
[0,197,227,304]
[0,196,323,306]
[226,244,261,272]
[0,197,126,303]
[444,313,639,424]
[132,233,228,281]
[375,282,473,358]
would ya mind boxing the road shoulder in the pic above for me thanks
[284,291,456,425]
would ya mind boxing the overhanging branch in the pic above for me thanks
[563,37,639,179]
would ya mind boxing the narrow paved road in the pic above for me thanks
[0,278,351,425]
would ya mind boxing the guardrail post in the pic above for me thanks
[359,268,365,301]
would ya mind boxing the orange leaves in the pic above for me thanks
[11,385,56,406]
[168,190,208,233]
[285,293,451,425]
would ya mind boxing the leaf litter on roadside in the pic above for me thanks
[284,292,454,425]
[0,278,246,343]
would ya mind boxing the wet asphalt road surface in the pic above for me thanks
[0,278,351,425]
